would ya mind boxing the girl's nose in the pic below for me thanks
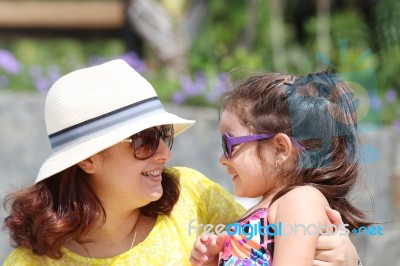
[219,153,229,166]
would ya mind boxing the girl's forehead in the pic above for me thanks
[219,111,250,134]
[220,110,239,124]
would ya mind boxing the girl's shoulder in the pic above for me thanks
[282,185,327,202]
[269,185,329,224]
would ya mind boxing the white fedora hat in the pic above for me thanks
[36,59,195,183]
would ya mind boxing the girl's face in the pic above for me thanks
[219,110,280,198]
[87,126,171,211]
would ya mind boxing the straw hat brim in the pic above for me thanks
[36,110,195,183]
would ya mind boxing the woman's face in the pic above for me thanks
[88,126,172,210]
[219,110,279,198]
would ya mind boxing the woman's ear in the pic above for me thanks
[273,133,294,165]
[77,157,96,174]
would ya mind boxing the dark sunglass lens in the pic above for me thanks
[132,128,159,159]
[222,134,229,158]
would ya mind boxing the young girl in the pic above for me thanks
[190,71,369,266]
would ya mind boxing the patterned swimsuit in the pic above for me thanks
[219,208,274,266]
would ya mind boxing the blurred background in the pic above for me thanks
[0,0,399,264]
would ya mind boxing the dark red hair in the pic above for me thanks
[3,166,180,259]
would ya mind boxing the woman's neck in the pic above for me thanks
[63,208,142,258]
[84,208,141,244]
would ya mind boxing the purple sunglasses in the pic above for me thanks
[222,133,305,158]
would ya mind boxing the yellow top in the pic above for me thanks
[4,167,245,266]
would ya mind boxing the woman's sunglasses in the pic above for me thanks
[121,125,174,160]
[222,132,305,158]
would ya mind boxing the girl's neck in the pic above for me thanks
[258,186,283,208]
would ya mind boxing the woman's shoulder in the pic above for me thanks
[167,166,206,179]
[167,166,216,188]
[4,247,45,265]
[167,166,237,199]
[4,247,81,266]
[167,166,245,220]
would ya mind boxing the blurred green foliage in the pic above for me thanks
[0,0,399,128]
[0,38,125,91]
[187,1,269,73]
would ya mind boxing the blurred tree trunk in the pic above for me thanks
[269,0,286,71]
[127,0,207,76]
[316,0,331,65]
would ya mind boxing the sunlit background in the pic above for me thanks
[0,0,399,123]
[1,0,399,264]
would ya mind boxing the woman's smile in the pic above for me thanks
[141,168,163,182]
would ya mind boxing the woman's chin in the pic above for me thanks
[148,187,164,202]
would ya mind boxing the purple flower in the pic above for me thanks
[385,89,397,103]
[34,77,51,93]
[47,65,61,83]
[29,65,51,93]
[172,92,186,104]
[0,49,21,75]
[393,119,400,133]
[180,76,195,96]
[206,73,228,104]
[119,52,146,74]
[180,72,207,97]
[29,65,62,93]
[370,95,380,110]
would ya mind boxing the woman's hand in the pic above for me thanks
[313,207,359,266]
[189,233,228,266]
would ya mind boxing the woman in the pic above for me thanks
[3,59,359,265]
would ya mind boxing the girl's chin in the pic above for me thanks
[234,186,256,198]
[233,189,247,198]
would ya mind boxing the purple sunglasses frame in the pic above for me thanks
[222,133,306,158]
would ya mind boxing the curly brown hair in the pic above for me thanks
[3,166,180,259]
[220,70,370,230]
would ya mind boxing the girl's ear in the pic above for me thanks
[273,133,293,165]
[77,157,96,174]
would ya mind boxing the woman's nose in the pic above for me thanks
[153,138,172,162]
